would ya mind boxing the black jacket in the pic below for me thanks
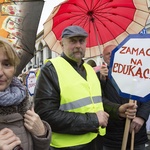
[97,71,150,148]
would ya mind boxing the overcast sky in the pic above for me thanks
[37,0,64,33]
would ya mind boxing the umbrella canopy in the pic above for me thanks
[0,0,44,76]
[44,0,149,58]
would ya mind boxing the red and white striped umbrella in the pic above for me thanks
[44,0,149,58]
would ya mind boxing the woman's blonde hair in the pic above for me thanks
[0,37,20,70]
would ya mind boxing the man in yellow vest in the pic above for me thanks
[34,25,137,150]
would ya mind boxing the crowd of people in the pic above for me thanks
[0,25,149,150]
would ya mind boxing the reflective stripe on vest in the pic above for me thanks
[60,96,102,111]
[49,57,106,148]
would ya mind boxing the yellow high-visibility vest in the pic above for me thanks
[48,57,105,148]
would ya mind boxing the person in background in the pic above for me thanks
[97,44,150,150]
[34,25,136,150]
[0,37,51,150]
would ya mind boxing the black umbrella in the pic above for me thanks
[0,0,44,75]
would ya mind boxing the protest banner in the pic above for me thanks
[26,71,36,96]
[109,34,150,102]
[108,34,150,150]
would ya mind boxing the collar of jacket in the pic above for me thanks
[61,52,84,68]
[0,94,32,116]
[61,53,86,79]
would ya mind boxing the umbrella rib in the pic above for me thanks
[94,9,146,43]
[21,43,34,56]
[98,10,148,29]
[92,1,148,35]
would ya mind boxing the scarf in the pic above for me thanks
[0,77,26,106]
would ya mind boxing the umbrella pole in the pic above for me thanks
[130,100,137,150]
[93,25,105,63]
[121,99,135,150]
